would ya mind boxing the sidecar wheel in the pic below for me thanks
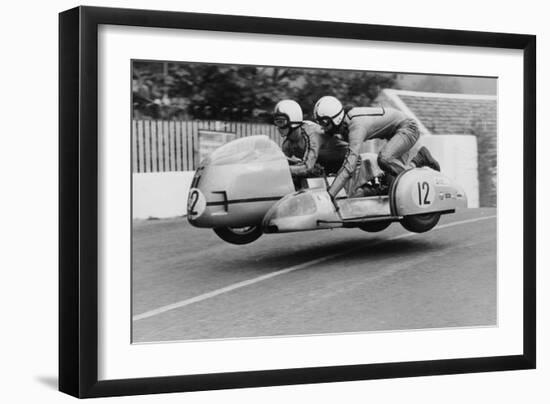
[213,226,262,245]
[358,221,392,233]
[400,213,441,233]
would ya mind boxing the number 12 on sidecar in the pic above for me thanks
[187,135,467,245]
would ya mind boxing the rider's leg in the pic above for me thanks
[377,119,420,176]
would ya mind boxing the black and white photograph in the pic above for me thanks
[32,1,540,401]
[131,60,498,343]
[2,0,546,400]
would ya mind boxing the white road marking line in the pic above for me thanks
[133,214,496,321]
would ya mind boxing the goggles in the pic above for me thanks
[315,108,344,128]
[273,113,301,129]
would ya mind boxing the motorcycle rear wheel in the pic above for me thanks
[400,213,441,233]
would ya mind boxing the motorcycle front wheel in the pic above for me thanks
[358,221,392,233]
[213,226,263,245]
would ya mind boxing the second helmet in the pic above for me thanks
[313,96,344,127]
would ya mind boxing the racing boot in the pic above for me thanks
[411,146,440,171]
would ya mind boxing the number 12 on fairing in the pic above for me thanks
[417,181,431,205]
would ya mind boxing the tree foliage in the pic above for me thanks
[132,61,397,121]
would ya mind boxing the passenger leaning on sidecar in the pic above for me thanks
[272,99,347,181]
[313,96,440,198]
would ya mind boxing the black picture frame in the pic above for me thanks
[59,5,536,398]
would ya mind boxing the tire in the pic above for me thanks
[213,226,262,245]
[358,221,392,233]
[400,213,441,233]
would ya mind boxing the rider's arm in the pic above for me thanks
[328,125,365,198]
[289,131,321,176]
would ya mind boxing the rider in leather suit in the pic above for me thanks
[313,96,440,198]
[273,100,347,179]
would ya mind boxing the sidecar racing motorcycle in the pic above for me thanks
[187,135,467,245]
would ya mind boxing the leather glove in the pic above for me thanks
[308,164,325,177]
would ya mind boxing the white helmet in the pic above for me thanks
[313,96,345,127]
[273,99,303,130]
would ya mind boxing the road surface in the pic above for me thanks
[132,208,496,343]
